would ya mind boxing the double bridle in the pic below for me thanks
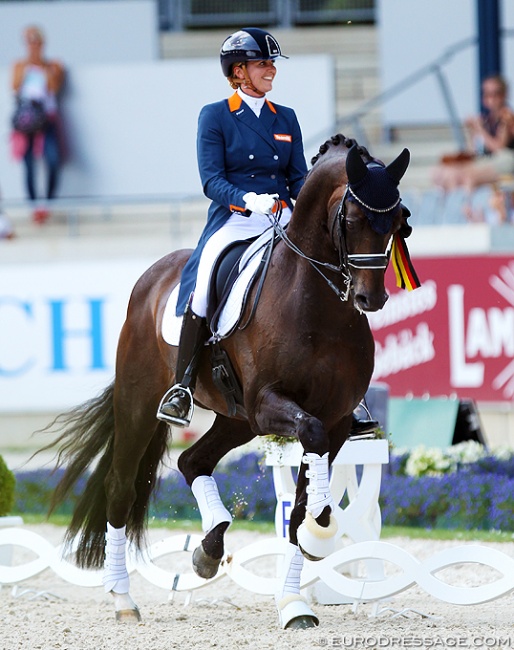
[267,191,391,303]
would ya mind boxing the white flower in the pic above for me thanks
[446,440,486,465]
[493,446,514,461]
[404,445,456,477]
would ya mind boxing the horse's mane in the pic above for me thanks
[310,133,375,167]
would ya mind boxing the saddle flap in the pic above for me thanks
[207,232,277,338]
[206,239,253,328]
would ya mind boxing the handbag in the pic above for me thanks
[439,151,476,165]
[11,98,48,134]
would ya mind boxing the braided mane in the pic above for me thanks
[310,133,375,167]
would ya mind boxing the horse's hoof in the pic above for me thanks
[285,615,319,630]
[277,595,319,629]
[192,543,222,579]
[115,608,141,623]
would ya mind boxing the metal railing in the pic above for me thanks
[307,28,514,154]
[159,0,374,32]
[304,36,477,154]
[1,193,208,239]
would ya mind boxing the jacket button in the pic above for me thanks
[273,155,278,160]
[271,174,276,179]
[249,154,255,159]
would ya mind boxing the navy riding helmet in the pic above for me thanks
[220,27,288,77]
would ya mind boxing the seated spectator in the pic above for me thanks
[431,75,514,193]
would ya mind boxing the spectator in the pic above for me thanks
[431,75,514,192]
[10,25,65,224]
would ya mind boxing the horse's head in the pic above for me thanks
[337,144,411,312]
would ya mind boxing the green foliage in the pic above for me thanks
[0,455,15,516]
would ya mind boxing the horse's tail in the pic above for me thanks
[41,381,170,569]
[37,381,116,568]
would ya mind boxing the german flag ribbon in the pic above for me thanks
[391,233,421,291]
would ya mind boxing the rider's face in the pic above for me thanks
[236,60,277,97]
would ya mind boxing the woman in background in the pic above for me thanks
[432,75,514,193]
[11,25,65,224]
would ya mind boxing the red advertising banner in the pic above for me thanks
[368,255,514,402]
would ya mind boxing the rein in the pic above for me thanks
[267,201,352,302]
[268,192,389,303]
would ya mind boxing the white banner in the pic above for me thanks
[0,259,155,412]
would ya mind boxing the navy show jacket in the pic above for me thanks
[176,91,308,315]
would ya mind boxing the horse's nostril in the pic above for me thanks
[355,294,369,309]
[355,293,388,312]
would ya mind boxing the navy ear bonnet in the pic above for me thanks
[345,146,411,235]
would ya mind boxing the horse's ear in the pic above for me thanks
[386,148,410,183]
[346,145,368,185]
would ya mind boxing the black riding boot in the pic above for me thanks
[157,309,208,427]
[349,400,379,439]
[349,414,379,438]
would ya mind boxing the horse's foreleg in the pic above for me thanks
[275,542,319,629]
[177,415,256,578]
[253,390,337,561]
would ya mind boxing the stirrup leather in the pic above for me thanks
[156,384,194,427]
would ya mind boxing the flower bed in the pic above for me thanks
[12,442,514,531]
[382,442,514,530]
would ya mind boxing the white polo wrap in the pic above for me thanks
[191,475,232,533]
[103,523,129,594]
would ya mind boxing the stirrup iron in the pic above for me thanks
[156,384,194,427]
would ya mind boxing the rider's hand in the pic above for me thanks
[243,192,279,215]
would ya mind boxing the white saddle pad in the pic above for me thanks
[161,236,271,345]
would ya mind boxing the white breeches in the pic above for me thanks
[191,207,291,317]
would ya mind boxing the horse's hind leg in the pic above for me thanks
[102,319,172,621]
[103,411,169,621]
[177,414,255,579]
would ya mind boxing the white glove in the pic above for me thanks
[243,192,279,215]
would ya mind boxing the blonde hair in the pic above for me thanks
[227,62,245,90]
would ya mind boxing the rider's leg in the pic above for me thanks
[157,305,208,427]
[349,400,379,437]
[349,412,379,436]
[157,207,293,427]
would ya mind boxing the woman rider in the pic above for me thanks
[157,27,307,426]
[157,27,378,437]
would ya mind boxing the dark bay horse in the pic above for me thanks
[44,134,413,628]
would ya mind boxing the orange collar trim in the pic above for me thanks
[228,93,276,114]
[228,93,243,112]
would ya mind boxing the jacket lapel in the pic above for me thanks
[227,93,277,149]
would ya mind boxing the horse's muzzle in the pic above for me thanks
[354,290,389,313]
